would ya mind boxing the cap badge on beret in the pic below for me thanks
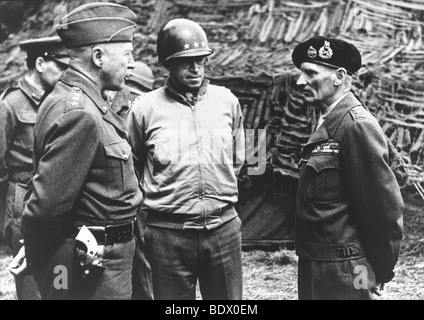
[307,46,317,59]
[318,41,333,60]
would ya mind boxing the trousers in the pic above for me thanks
[145,216,243,300]
[3,181,41,300]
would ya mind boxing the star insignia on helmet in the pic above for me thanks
[184,43,190,50]
[201,41,206,47]
[193,41,199,48]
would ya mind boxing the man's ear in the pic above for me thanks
[34,57,45,73]
[92,46,104,68]
[334,68,347,86]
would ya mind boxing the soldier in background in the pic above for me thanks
[103,60,155,119]
[0,36,69,300]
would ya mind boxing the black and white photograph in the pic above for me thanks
[0,0,423,304]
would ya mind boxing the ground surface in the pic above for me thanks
[0,189,423,300]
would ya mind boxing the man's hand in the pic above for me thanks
[372,283,385,297]
[8,245,27,277]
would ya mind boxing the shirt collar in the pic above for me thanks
[164,77,209,106]
[316,91,350,130]
[18,77,45,107]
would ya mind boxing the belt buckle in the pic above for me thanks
[104,219,135,245]
[336,246,353,258]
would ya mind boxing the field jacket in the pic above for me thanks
[126,79,245,230]
[0,78,44,191]
[296,92,404,283]
[21,67,143,257]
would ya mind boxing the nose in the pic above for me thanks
[128,53,135,70]
[189,60,201,72]
[296,73,307,86]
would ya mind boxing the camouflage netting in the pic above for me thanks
[1,0,424,194]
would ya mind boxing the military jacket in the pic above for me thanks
[296,92,404,283]
[21,67,143,240]
[0,78,44,193]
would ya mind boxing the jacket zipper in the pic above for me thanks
[189,100,207,227]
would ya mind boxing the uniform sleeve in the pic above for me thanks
[21,110,99,238]
[0,100,15,199]
[342,119,404,283]
[125,102,146,179]
[231,95,245,176]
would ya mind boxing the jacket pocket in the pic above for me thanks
[6,182,27,222]
[304,154,343,203]
[104,140,138,197]
[16,110,36,150]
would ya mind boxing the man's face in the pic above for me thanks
[296,62,337,110]
[100,42,135,91]
[40,60,68,91]
[166,56,207,92]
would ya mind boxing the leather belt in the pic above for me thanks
[296,241,365,261]
[72,219,135,245]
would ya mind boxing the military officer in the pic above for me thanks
[20,2,143,300]
[0,35,69,300]
[292,36,404,300]
[126,18,245,300]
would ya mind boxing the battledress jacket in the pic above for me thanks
[21,67,143,266]
[0,78,44,193]
[0,78,44,244]
[296,92,404,284]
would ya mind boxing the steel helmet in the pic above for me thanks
[127,61,155,91]
[157,18,213,64]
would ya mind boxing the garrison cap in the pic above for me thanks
[19,36,70,66]
[56,2,137,48]
[292,36,362,75]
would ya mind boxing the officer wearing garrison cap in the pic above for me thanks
[21,3,143,300]
[292,36,404,300]
[126,18,245,300]
[0,35,69,300]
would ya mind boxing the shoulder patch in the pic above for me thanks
[349,106,368,121]
[65,86,84,111]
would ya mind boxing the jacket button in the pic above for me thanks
[122,154,129,160]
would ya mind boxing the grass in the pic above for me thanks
[0,245,14,300]
[1,187,423,300]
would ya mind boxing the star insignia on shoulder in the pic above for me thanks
[349,106,367,120]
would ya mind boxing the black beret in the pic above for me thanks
[56,2,137,48]
[19,36,70,65]
[292,36,362,75]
